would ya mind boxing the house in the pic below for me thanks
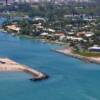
[76,31,94,37]
[88,46,100,52]
[76,32,86,37]
[67,36,83,41]
[47,28,55,33]
[40,32,48,36]
[85,32,94,37]
[33,17,46,23]
[54,32,65,40]
[6,25,20,33]
[67,32,75,36]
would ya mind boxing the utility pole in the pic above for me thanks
[6,0,8,6]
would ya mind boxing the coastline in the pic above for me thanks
[0,27,67,47]
[18,34,66,45]
[15,33,100,64]
[0,27,66,46]
[1,30,100,64]
[53,48,100,64]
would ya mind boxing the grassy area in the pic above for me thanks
[74,50,100,57]
[8,12,27,17]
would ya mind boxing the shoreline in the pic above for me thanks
[18,34,66,46]
[0,29,67,46]
[53,48,100,64]
[1,30,100,64]
[16,33,100,64]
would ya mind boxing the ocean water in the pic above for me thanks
[0,21,100,100]
[0,18,7,25]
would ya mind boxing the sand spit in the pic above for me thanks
[0,58,48,81]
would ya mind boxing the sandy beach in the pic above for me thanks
[54,48,100,64]
[0,58,47,80]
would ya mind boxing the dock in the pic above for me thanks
[0,58,48,81]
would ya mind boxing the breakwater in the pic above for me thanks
[0,58,48,81]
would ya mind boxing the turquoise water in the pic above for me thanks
[0,18,7,25]
[0,20,100,100]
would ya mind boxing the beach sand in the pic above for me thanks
[0,58,47,80]
[55,48,100,64]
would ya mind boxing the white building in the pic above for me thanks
[88,46,100,52]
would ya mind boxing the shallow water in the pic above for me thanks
[0,21,100,100]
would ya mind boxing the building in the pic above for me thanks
[6,24,20,33]
[88,46,100,52]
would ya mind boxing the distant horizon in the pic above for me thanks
[0,0,91,3]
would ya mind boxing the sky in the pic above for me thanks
[0,0,94,4]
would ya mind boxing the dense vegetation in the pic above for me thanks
[1,1,100,56]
